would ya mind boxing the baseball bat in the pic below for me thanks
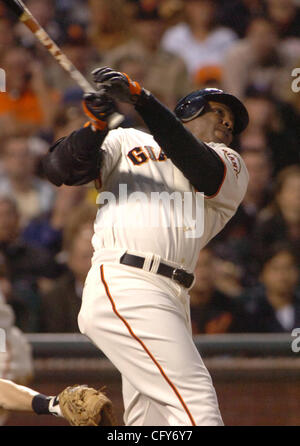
[2,0,124,129]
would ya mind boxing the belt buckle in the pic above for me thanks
[172,268,194,288]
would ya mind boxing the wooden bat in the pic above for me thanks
[2,0,124,129]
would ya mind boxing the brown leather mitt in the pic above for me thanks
[58,385,117,426]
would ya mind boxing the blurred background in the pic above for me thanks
[0,0,299,426]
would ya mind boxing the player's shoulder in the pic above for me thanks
[107,127,156,145]
[207,142,249,181]
[207,142,242,159]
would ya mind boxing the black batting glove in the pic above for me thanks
[92,67,143,104]
[82,91,117,131]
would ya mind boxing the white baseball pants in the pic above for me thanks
[78,261,223,426]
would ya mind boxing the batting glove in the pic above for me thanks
[92,67,143,104]
[83,91,117,131]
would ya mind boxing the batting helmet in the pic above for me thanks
[174,88,249,135]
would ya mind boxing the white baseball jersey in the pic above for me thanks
[91,127,249,272]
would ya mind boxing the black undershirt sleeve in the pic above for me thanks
[135,92,225,196]
[42,125,108,186]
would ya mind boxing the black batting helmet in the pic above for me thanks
[174,88,249,135]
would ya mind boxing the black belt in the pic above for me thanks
[120,253,194,289]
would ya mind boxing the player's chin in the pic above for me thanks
[214,130,232,146]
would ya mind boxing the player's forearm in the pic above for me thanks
[0,379,37,411]
[42,125,106,186]
[0,379,61,417]
[135,93,225,195]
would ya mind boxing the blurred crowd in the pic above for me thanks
[0,0,299,336]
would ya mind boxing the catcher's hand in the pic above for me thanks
[92,67,143,104]
[59,385,117,426]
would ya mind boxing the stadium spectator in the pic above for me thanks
[192,65,222,90]
[190,248,239,334]
[40,205,96,332]
[159,0,185,27]
[236,243,300,333]
[62,201,98,255]
[212,149,273,287]
[217,0,266,38]
[222,17,294,101]
[0,48,59,138]
[46,23,100,95]
[265,0,300,38]
[88,0,132,53]
[14,0,63,47]
[52,103,86,142]
[0,196,61,332]
[239,91,300,175]
[161,0,237,77]
[103,3,191,110]
[240,149,273,219]
[0,17,16,61]
[253,165,300,272]
[21,185,88,256]
[0,136,55,227]
[55,0,90,31]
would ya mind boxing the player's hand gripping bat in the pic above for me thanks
[2,0,124,129]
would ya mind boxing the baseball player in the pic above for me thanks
[0,378,116,425]
[43,67,249,426]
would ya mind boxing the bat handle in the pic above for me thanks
[87,81,126,130]
[107,111,124,129]
[84,86,124,130]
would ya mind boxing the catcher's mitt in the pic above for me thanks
[58,385,117,426]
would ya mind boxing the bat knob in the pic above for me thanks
[107,112,124,129]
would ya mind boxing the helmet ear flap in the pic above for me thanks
[175,96,207,122]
